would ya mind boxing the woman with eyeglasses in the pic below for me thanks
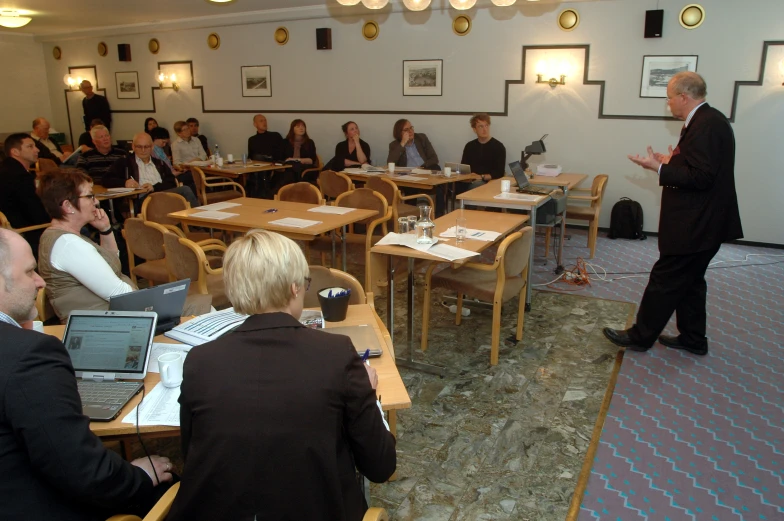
[36,169,135,323]
[386,119,440,171]
[167,229,396,521]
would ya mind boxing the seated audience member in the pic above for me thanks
[37,169,136,322]
[0,134,49,256]
[282,119,318,183]
[0,228,174,521]
[150,127,174,169]
[30,117,63,164]
[167,230,396,521]
[171,120,207,166]
[105,132,199,208]
[247,114,283,161]
[77,118,103,149]
[327,120,371,170]
[387,119,440,170]
[186,118,209,155]
[460,113,507,190]
[74,125,127,185]
[144,117,158,135]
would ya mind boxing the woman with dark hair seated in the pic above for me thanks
[325,121,371,171]
[144,117,158,135]
[167,230,396,521]
[282,119,318,183]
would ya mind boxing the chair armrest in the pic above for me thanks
[202,261,223,276]
[200,244,227,255]
[300,165,320,178]
[105,516,141,521]
[364,209,393,248]
[141,481,181,521]
[400,192,435,208]
[14,222,50,233]
[363,507,389,521]
[462,261,498,272]
[162,224,186,238]
[204,180,243,190]
[567,194,599,202]
[570,187,591,192]
[196,239,227,248]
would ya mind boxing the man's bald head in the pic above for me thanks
[132,132,153,162]
[0,228,46,324]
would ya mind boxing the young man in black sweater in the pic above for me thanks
[460,113,507,191]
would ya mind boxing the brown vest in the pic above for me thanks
[38,228,136,323]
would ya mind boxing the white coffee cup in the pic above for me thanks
[444,166,452,178]
[32,320,44,332]
[226,153,234,163]
[158,352,184,388]
[388,162,395,173]
[216,156,224,167]
[501,179,511,193]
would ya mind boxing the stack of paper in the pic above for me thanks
[395,175,428,181]
[493,192,541,202]
[164,307,248,346]
[190,210,239,220]
[195,202,241,211]
[362,165,388,173]
[308,206,355,215]
[344,168,366,175]
[122,382,181,427]
[147,343,191,373]
[268,217,322,228]
[376,233,478,261]
[411,168,434,175]
[104,187,136,194]
[439,227,501,242]
[536,164,562,177]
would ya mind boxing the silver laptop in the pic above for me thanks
[509,161,552,195]
[63,310,158,421]
[444,162,471,175]
[110,279,190,335]
[320,325,383,358]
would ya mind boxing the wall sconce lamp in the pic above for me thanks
[780,59,784,86]
[63,74,83,90]
[536,74,566,88]
[156,70,179,91]
[535,59,572,88]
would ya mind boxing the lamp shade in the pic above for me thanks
[449,0,476,10]
[491,0,517,5]
[0,10,31,28]
[336,0,361,5]
[361,0,389,8]
[403,0,431,10]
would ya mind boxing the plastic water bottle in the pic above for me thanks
[214,144,221,161]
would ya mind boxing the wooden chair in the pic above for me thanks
[421,227,533,366]
[190,166,245,206]
[366,176,434,232]
[141,192,211,242]
[304,265,366,308]
[544,174,608,259]
[122,218,177,286]
[300,154,323,182]
[35,289,55,323]
[275,182,325,205]
[35,158,59,176]
[163,231,230,309]
[106,482,180,521]
[318,170,354,204]
[0,210,50,234]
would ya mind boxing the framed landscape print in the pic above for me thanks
[640,55,698,98]
[403,59,443,96]
[115,71,140,99]
[241,65,272,97]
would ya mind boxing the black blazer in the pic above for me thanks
[104,153,178,191]
[387,133,440,170]
[0,323,155,521]
[0,157,50,229]
[658,103,743,255]
[168,313,396,521]
[33,137,63,165]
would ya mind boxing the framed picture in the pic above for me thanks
[403,59,443,96]
[640,55,698,98]
[115,71,140,99]
[241,65,272,97]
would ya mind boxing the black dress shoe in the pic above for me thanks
[658,334,708,356]
[602,328,651,352]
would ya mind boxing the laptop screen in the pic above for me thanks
[63,312,156,377]
[508,161,530,189]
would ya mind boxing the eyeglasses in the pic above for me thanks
[402,126,414,132]
[79,194,96,200]
[304,277,312,291]
[134,145,152,150]
[475,124,490,130]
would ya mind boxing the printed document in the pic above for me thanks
[122,382,180,427]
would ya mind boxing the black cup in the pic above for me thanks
[317,287,351,322]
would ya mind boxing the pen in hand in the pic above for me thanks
[361,349,370,362]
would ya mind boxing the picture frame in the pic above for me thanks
[241,65,272,97]
[640,55,698,98]
[403,59,443,96]
[115,71,140,99]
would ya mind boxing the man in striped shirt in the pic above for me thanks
[75,126,127,185]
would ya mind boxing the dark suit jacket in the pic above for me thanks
[0,157,50,229]
[658,103,743,255]
[168,313,396,521]
[328,139,371,171]
[104,153,178,191]
[387,133,440,170]
[32,136,63,165]
[0,323,155,521]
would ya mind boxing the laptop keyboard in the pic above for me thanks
[77,380,140,405]
[519,187,551,195]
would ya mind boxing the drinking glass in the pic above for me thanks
[407,215,417,234]
[397,217,409,234]
[455,217,468,244]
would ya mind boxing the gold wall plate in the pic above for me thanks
[148,38,160,54]
[274,27,289,45]
[207,33,221,50]
[452,15,471,36]
[363,21,379,41]
[679,4,705,29]
[53,46,62,60]
[558,9,579,31]
[97,42,108,57]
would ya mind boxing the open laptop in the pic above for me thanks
[62,310,158,421]
[444,162,471,175]
[320,324,383,358]
[110,279,191,335]
[509,161,552,195]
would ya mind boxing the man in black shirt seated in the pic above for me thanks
[75,125,127,185]
[247,114,284,197]
[460,113,507,191]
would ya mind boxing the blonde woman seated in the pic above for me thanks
[167,230,396,521]
[37,169,135,322]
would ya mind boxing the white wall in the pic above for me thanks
[0,32,52,134]
[38,0,784,244]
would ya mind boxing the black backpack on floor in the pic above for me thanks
[608,197,646,240]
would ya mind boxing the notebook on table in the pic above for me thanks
[319,324,383,358]
[509,161,553,195]
[110,279,190,335]
[62,310,158,421]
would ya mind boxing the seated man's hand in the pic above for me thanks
[79,145,92,153]
[364,364,378,390]
[141,183,154,193]
[132,455,174,486]
[125,178,140,189]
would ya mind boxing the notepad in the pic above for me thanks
[104,187,136,194]
[196,202,241,211]
[308,206,355,215]
[268,217,322,228]
[190,210,239,220]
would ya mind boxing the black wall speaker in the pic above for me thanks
[316,28,332,50]
[644,10,664,38]
[118,43,132,61]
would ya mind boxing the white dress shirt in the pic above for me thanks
[136,156,163,186]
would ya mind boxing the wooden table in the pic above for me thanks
[94,185,148,221]
[457,173,587,309]
[370,209,529,374]
[168,197,377,271]
[203,162,291,198]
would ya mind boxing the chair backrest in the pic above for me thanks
[36,158,59,175]
[590,174,609,212]
[304,265,365,308]
[141,192,190,226]
[123,218,167,260]
[190,166,208,205]
[0,211,10,229]
[276,182,323,205]
[335,188,388,228]
[365,177,397,207]
[163,231,205,289]
[502,226,534,278]
[318,170,354,200]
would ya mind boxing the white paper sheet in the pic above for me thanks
[395,175,428,181]
[187,160,213,167]
[439,226,502,242]
[196,202,241,211]
[307,206,355,215]
[147,343,191,373]
[190,210,239,220]
[423,243,480,262]
[375,232,438,253]
[104,187,136,194]
[343,168,366,174]
[411,168,434,175]
[493,192,541,202]
[122,382,181,427]
[268,217,322,228]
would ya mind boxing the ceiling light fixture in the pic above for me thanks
[449,0,476,9]
[491,0,517,6]
[361,0,388,8]
[403,0,431,11]
[336,0,361,5]
[0,10,31,28]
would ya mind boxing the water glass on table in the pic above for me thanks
[455,217,468,244]
[407,215,417,234]
[398,217,409,234]
[241,153,248,167]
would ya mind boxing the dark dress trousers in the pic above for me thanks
[631,103,743,346]
[167,313,397,521]
[0,323,155,521]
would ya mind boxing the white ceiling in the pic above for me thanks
[0,0,602,38]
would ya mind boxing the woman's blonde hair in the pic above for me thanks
[223,230,309,315]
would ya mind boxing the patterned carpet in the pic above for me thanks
[529,228,784,520]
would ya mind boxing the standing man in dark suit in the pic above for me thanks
[80,80,112,132]
[604,72,743,356]
[0,228,174,521]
